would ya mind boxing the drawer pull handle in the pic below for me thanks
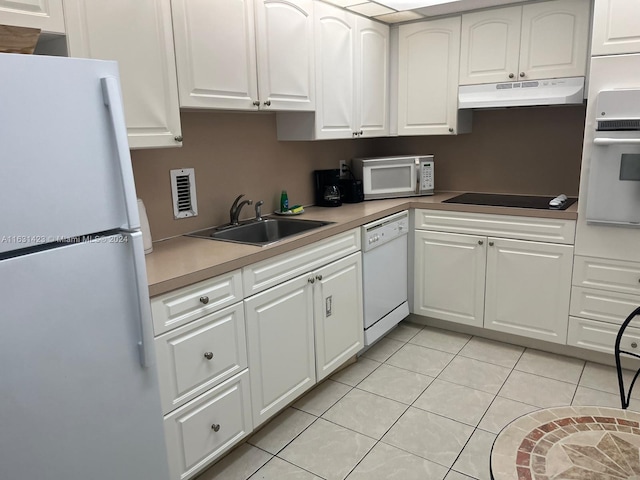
[204,352,213,360]
[489,241,494,247]
[211,423,220,432]
[632,342,638,349]
[308,277,315,284]
[316,274,323,281]
[478,240,483,245]
[199,296,210,305]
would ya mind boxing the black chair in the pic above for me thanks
[615,305,640,409]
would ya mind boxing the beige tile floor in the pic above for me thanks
[196,321,640,480]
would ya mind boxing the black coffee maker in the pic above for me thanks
[314,169,342,207]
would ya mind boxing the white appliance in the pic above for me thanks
[352,155,434,200]
[362,211,410,346]
[0,54,170,480]
[586,87,640,226]
[458,76,585,109]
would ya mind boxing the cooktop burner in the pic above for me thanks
[442,193,577,210]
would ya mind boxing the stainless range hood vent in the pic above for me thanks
[458,76,585,109]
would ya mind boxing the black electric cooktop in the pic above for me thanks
[442,193,577,211]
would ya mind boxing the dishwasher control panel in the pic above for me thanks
[362,210,409,252]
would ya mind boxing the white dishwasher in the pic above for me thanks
[362,211,410,346]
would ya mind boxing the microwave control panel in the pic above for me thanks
[421,162,434,191]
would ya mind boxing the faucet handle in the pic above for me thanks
[255,200,264,221]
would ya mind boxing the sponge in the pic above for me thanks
[290,205,304,213]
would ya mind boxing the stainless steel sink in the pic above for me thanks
[187,217,334,246]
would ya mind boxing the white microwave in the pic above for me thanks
[352,155,434,200]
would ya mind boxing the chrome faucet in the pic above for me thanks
[254,200,264,221]
[229,194,253,225]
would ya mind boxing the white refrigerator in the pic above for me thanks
[0,54,170,480]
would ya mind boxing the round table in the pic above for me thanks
[491,405,640,479]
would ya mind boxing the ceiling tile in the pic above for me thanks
[374,10,425,22]
[348,2,396,16]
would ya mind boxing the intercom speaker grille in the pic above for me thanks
[170,168,198,219]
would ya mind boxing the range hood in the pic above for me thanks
[458,76,585,109]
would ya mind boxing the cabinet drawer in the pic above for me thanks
[573,256,640,295]
[243,228,360,296]
[570,286,640,327]
[164,370,252,480]
[151,270,243,335]
[414,209,576,245]
[567,316,640,356]
[156,302,247,415]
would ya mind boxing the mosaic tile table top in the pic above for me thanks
[490,405,640,480]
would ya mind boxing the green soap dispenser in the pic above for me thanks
[280,190,289,212]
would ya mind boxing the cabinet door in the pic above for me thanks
[397,16,461,136]
[459,6,522,85]
[592,0,640,55]
[518,0,590,80]
[0,0,64,33]
[314,2,356,139]
[484,238,573,344]
[314,252,364,381]
[255,0,315,111]
[355,16,389,137]
[244,275,315,427]
[413,230,486,328]
[172,0,259,110]
[64,0,182,149]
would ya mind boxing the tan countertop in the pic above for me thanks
[146,192,578,297]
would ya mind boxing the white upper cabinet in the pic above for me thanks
[397,16,467,136]
[64,0,183,149]
[255,0,315,111]
[356,16,389,138]
[171,0,258,110]
[459,6,522,85]
[459,0,590,84]
[276,2,388,140]
[592,0,640,55]
[0,0,64,33]
[314,3,356,138]
[172,0,314,111]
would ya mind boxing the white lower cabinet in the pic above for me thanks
[567,255,640,355]
[164,371,252,480]
[414,211,575,344]
[245,250,363,427]
[244,273,316,427]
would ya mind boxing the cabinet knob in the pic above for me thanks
[508,73,515,79]
[478,240,484,245]
[199,296,209,305]
[211,423,220,432]
[204,352,213,360]
[252,100,260,107]
[489,241,494,246]
[352,132,358,137]
[316,274,323,281]
[174,135,183,142]
[632,342,638,349]
[308,277,315,284]
[263,100,271,106]
[519,72,525,78]
[448,127,454,133]
[359,130,363,136]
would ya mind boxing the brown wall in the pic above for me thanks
[132,105,586,241]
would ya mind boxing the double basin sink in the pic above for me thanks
[188,217,334,246]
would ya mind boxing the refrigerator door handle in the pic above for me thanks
[594,138,640,146]
[124,231,155,368]
[101,76,140,230]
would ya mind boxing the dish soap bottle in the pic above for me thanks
[280,190,289,213]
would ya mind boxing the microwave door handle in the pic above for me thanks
[594,138,640,145]
[415,158,420,194]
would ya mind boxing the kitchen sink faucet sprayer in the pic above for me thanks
[254,200,264,221]
[230,194,253,225]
